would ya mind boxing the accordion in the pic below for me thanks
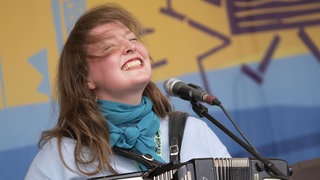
[91,157,291,180]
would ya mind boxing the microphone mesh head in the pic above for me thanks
[163,78,180,96]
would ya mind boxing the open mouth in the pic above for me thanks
[122,59,143,71]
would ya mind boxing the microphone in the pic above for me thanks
[163,78,221,106]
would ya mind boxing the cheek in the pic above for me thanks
[87,61,107,82]
[136,43,150,58]
[87,57,121,84]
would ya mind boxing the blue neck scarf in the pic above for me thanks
[98,96,165,170]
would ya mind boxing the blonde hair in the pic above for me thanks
[39,3,172,175]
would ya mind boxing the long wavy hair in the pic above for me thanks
[39,3,172,175]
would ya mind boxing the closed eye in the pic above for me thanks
[103,43,116,51]
[130,38,138,42]
[104,45,113,50]
[127,31,138,42]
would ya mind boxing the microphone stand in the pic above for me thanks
[189,99,289,179]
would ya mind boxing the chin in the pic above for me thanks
[131,77,150,86]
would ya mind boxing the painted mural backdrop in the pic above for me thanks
[1,0,320,179]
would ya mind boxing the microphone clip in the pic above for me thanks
[189,99,208,118]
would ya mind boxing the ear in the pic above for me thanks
[87,81,96,90]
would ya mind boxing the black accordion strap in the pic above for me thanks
[112,146,163,169]
[168,111,188,164]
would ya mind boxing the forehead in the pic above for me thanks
[85,21,134,57]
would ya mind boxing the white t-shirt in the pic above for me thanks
[25,116,230,180]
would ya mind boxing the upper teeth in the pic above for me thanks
[122,60,142,71]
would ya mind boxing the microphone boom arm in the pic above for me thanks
[189,99,290,179]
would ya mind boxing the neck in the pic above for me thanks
[98,90,144,105]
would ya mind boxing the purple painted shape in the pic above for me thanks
[241,65,263,84]
[298,28,320,63]
[188,19,231,92]
[258,35,280,73]
[234,0,320,11]
[141,28,154,35]
[203,0,221,6]
[226,0,320,34]
[160,0,185,21]
[236,9,320,23]
[241,35,281,84]
[152,59,167,68]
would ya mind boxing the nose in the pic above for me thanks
[124,40,136,54]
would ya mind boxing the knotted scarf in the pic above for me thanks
[98,96,165,170]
